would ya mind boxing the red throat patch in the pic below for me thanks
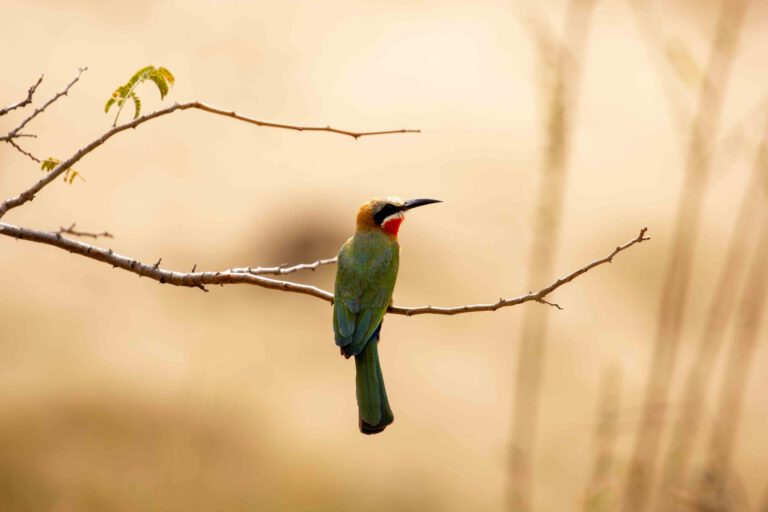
[382,217,403,236]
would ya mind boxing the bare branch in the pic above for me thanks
[187,102,421,139]
[0,221,335,302]
[0,68,86,143]
[0,222,649,316]
[7,139,41,163]
[390,228,649,316]
[230,257,338,276]
[58,222,113,239]
[0,75,44,117]
[0,100,419,220]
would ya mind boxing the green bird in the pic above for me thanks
[333,197,441,434]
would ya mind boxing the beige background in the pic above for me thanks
[1,1,766,510]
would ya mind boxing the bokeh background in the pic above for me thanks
[1,1,767,511]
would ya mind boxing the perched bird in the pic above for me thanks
[333,197,441,434]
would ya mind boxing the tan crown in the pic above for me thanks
[355,197,404,231]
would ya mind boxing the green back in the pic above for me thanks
[333,230,399,357]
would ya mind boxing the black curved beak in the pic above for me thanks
[402,198,442,211]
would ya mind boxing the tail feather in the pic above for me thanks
[354,336,394,434]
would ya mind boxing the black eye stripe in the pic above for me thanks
[373,204,401,225]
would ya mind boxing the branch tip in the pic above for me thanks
[0,75,44,117]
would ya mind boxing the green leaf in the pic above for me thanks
[105,65,175,125]
[64,169,84,184]
[127,66,153,88]
[130,92,142,119]
[41,157,61,172]
[147,73,169,99]
[41,157,84,185]
[157,66,175,85]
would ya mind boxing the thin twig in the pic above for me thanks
[187,102,421,139]
[0,75,43,117]
[0,68,86,143]
[58,223,113,239]
[0,222,649,316]
[230,257,338,276]
[7,139,41,163]
[0,100,419,220]
[391,228,649,316]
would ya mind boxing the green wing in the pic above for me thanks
[333,232,399,358]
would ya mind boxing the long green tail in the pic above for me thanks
[354,335,394,434]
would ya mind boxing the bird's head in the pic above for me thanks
[356,196,442,236]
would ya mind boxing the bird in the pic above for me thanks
[333,197,441,434]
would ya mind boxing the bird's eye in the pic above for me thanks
[373,204,401,225]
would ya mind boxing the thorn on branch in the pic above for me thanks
[191,263,197,272]
[154,258,162,269]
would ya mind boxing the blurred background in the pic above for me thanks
[1,1,767,511]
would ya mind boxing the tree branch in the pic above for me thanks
[1,67,646,321]
[0,222,649,316]
[0,100,419,220]
[185,102,420,139]
[0,75,44,117]
[390,228,649,315]
[0,68,86,143]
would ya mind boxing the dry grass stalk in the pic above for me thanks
[583,366,623,512]
[507,1,597,511]
[626,0,698,145]
[759,484,768,512]
[691,211,768,512]
[657,111,768,510]
[621,1,750,510]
